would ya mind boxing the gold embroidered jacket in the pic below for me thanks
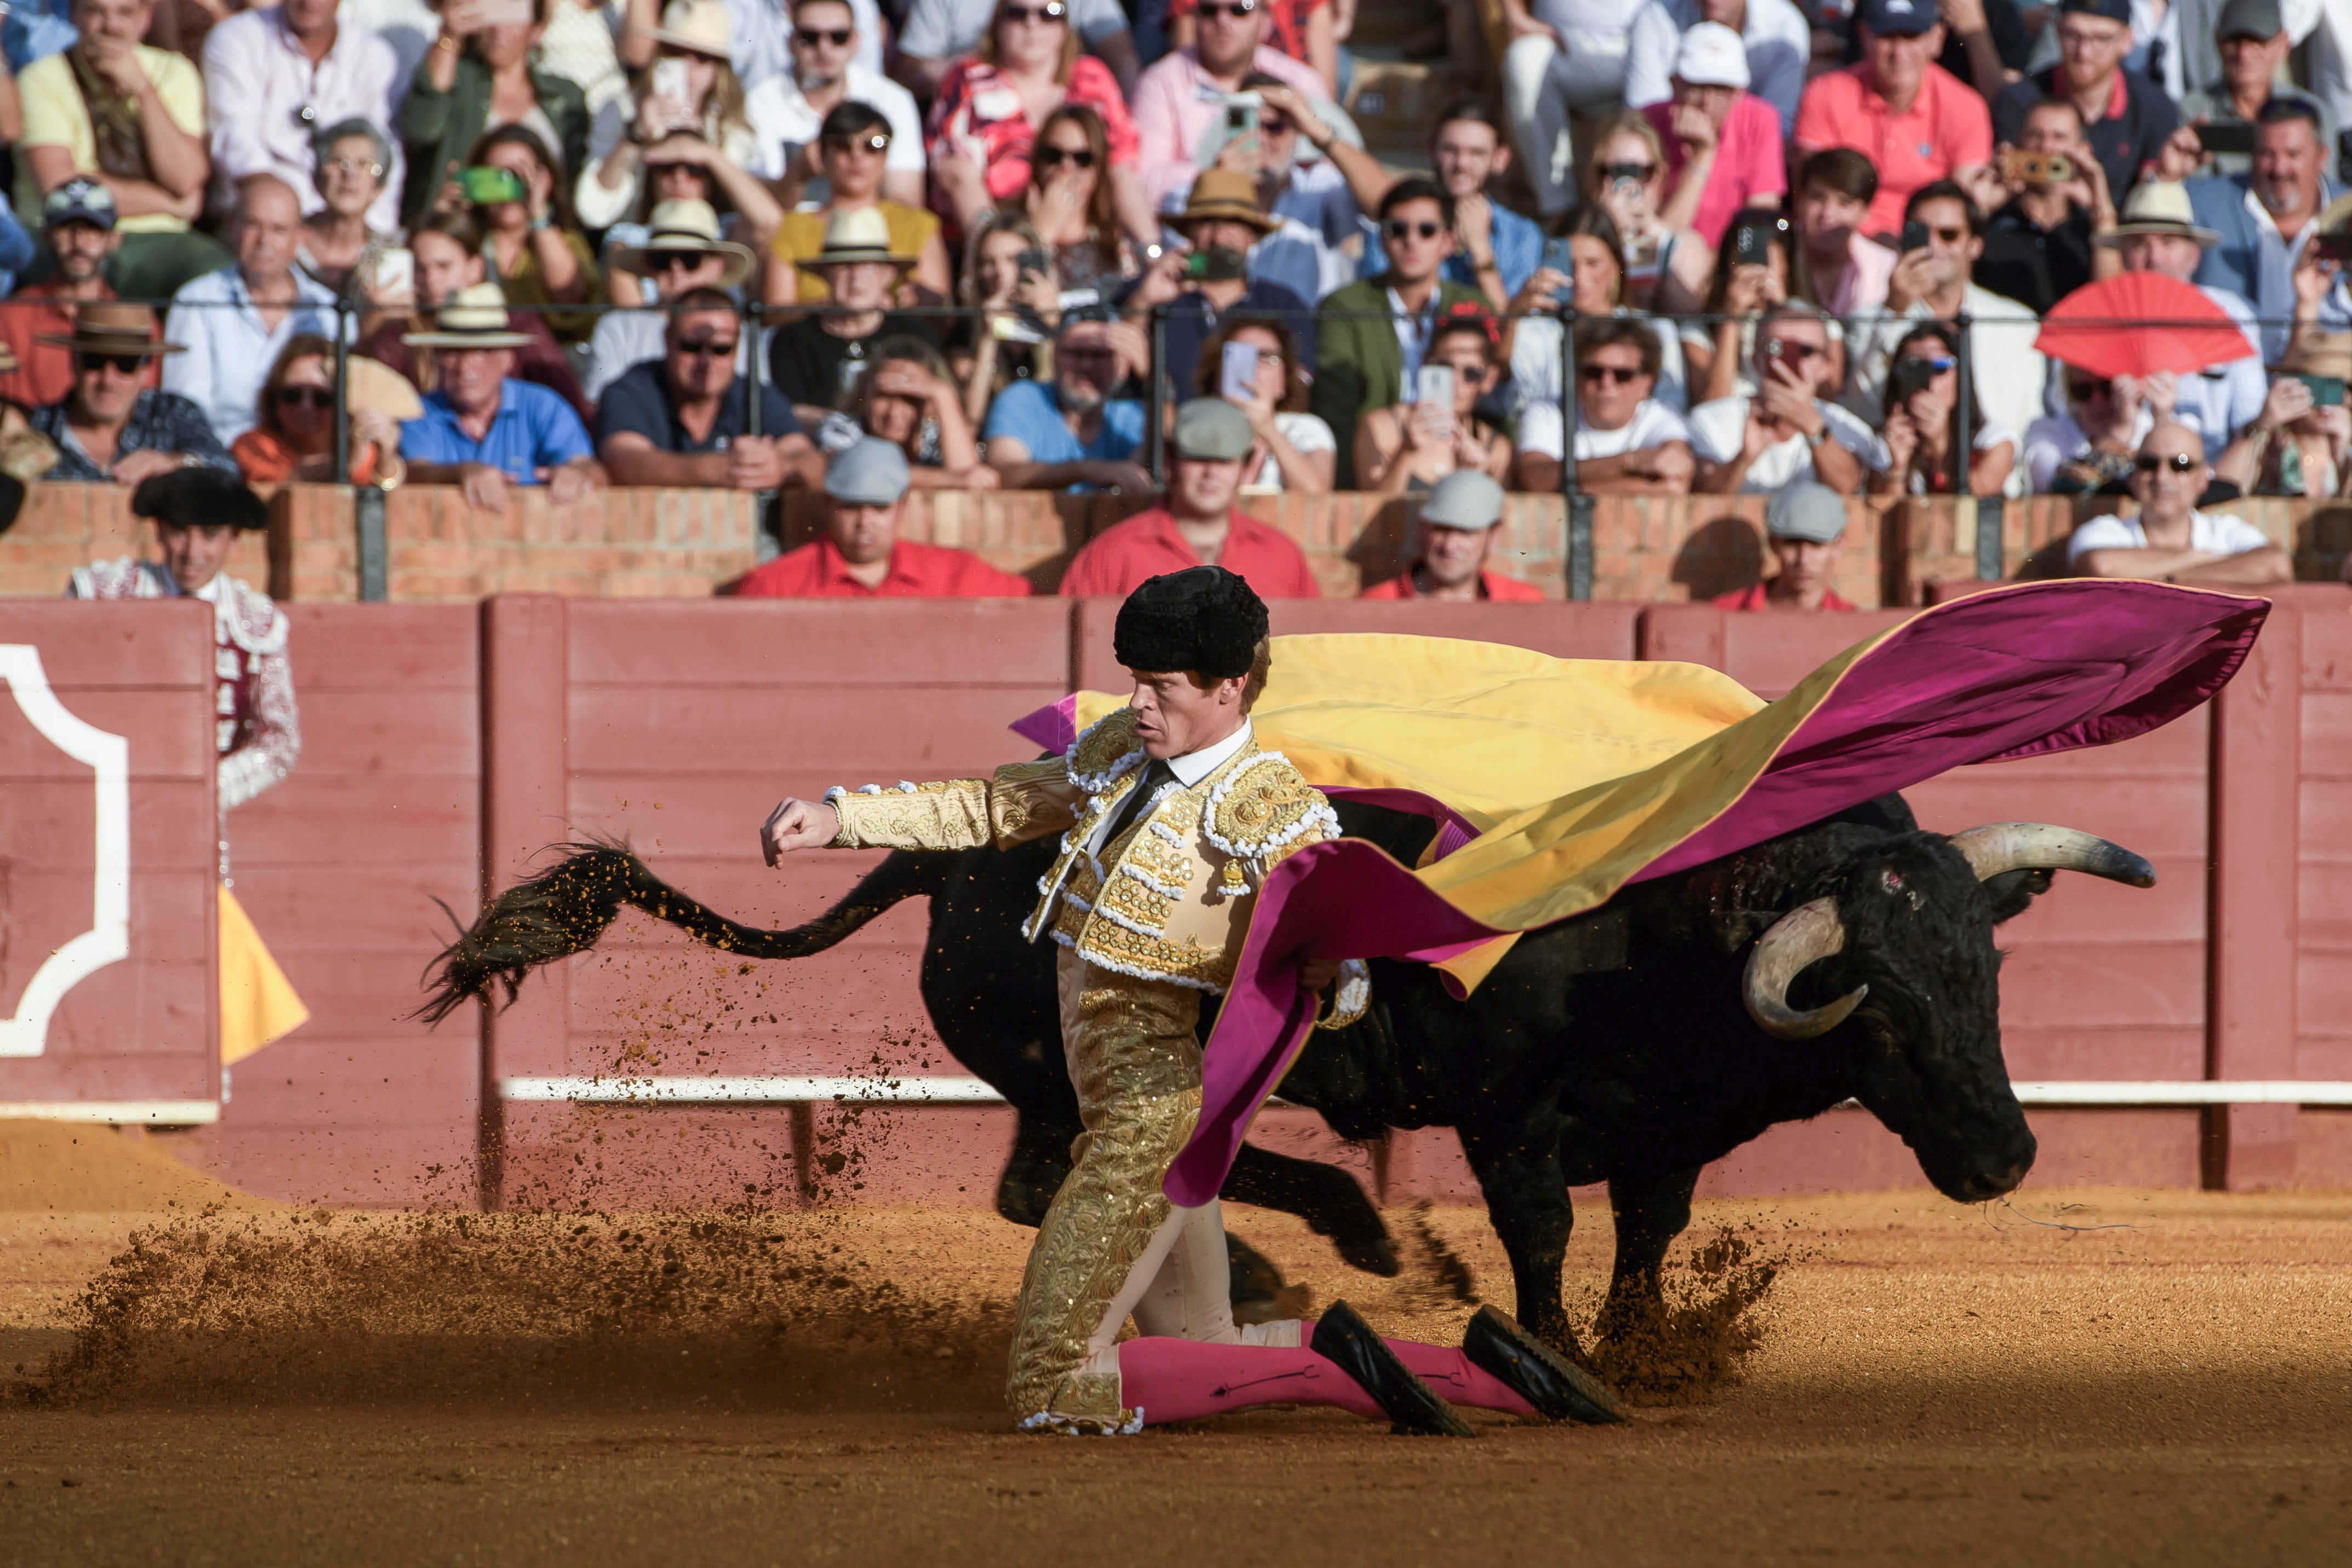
[825,708,1367,1019]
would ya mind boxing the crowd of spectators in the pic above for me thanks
[6,0,2337,599]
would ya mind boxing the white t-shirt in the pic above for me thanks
[745,64,928,179]
[2065,511,2274,565]
[1510,311,1688,415]
[1687,395,1890,491]
[1896,419,2018,495]
[1515,398,1692,461]
[1243,411,1336,490]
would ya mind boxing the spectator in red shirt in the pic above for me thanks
[1712,482,1858,610]
[734,438,1033,598]
[1793,0,1999,237]
[1058,398,1320,598]
[0,179,139,412]
[1359,471,1543,600]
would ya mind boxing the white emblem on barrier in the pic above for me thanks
[0,645,130,1057]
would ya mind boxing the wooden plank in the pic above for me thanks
[565,686,1063,776]
[566,599,1073,685]
[283,604,479,689]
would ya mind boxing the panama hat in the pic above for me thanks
[38,300,184,356]
[2096,181,2220,248]
[609,198,756,288]
[344,355,426,420]
[1176,168,1278,236]
[399,283,538,348]
[646,0,734,58]
[810,205,915,270]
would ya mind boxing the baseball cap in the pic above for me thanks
[1856,0,1936,35]
[1419,471,1506,531]
[1765,483,1849,544]
[2216,0,2283,38]
[1673,22,1751,89]
[824,437,911,506]
[43,176,116,232]
[1172,398,1254,461]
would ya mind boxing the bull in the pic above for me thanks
[423,794,2151,1355]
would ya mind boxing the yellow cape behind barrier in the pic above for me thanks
[219,884,309,1067]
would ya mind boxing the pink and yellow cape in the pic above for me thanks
[1009,581,2269,1208]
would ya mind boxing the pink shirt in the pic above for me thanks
[1644,94,1784,248]
[1130,45,1334,210]
[1793,61,1992,238]
[1822,230,1896,318]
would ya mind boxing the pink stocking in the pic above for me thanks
[1114,1336,1387,1424]
[1381,1336,1538,1418]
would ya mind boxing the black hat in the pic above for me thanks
[130,467,269,533]
[1113,566,1269,680]
[1856,0,1936,35]
[2058,0,2132,21]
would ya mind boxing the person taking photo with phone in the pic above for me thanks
[1118,168,1314,409]
[1352,301,1512,496]
[578,0,766,232]
[2214,332,2352,497]
[1977,98,2120,316]
[1198,316,1333,494]
[1683,207,1824,405]
[1691,303,1888,494]
[1848,180,2046,476]
[2176,0,2332,181]
[1867,319,2017,495]
[456,123,604,344]
[397,0,590,231]
[1126,0,1337,213]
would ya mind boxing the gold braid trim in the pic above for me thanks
[826,779,994,850]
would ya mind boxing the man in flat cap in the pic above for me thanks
[1058,398,1320,600]
[1713,482,1858,610]
[733,437,1032,597]
[759,567,1608,1437]
[1359,472,1545,600]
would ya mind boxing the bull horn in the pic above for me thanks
[1742,897,1868,1041]
[1945,823,2156,889]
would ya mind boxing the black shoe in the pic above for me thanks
[1462,1305,1627,1424]
[1310,1299,1475,1437]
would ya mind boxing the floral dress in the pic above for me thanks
[923,56,1138,239]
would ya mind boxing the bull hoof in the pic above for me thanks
[1337,1235,1403,1277]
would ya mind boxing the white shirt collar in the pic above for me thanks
[1165,719,1252,787]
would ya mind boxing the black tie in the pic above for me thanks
[1099,760,1175,853]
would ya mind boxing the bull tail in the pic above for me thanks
[414,840,959,1025]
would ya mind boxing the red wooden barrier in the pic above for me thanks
[0,602,216,1118]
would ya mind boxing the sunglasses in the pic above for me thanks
[795,25,852,43]
[654,251,714,271]
[1000,2,1067,22]
[678,336,740,358]
[1904,355,1958,374]
[1195,0,1256,14]
[1034,144,1094,168]
[2067,378,2109,401]
[1258,115,1294,135]
[823,131,892,153]
[1580,363,1642,385]
[77,351,146,374]
[2134,452,2200,472]
[322,156,385,178]
[275,385,335,410]
[1601,161,1656,182]
[1386,219,1444,240]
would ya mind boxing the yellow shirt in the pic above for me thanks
[15,45,207,234]
[773,202,937,302]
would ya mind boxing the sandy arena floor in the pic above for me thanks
[2,1161,2349,1568]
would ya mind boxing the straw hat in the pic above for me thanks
[2277,329,2352,379]
[37,300,184,356]
[400,283,537,348]
[609,198,756,288]
[810,205,915,270]
[2096,181,2220,248]
[1177,168,1278,236]
[646,0,733,58]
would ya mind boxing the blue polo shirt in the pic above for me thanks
[981,379,1144,466]
[401,380,594,482]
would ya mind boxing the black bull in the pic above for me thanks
[421,795,2154,1354]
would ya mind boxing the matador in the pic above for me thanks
[762,564,1617,1435]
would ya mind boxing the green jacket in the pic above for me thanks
[396,58,591,230]
[1309,277,1487,489]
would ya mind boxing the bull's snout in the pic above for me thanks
[1924,1128,2036,1204]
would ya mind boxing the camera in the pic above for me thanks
[1890,356,1943,402]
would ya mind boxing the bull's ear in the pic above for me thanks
[1983,867,2056,925]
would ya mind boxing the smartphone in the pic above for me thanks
[458,165,527,205]
[1220,340,1260,403]
[1890,356,1941,402]
[1540,236,1574,304]
[1182,245,1247,282]
[1998,148,2073,185]
[373,246,414,298]
[1733,220,1774,268]
[1015,247,1052,279]
[2293,372,2347,406]
[1216,93,1261,157]
[2316,230,2352,263]
[1415,363,1455,412]
[2195,121,2257,157]
[1899,219,1931,254]
[653,57,691,121]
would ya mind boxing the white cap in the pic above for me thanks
[1673,22,1750,89]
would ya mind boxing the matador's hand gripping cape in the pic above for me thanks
[1008,581,2270,1208]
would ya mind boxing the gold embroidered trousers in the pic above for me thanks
[1006,950,1216,1422]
